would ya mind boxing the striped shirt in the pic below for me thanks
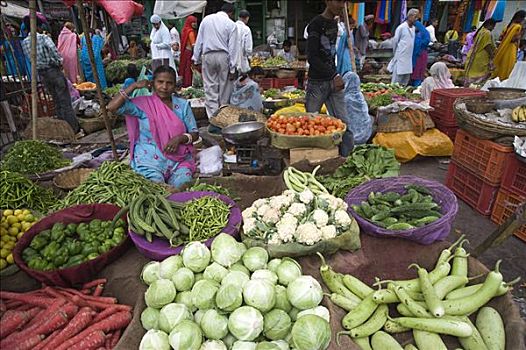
[21,33,62,70]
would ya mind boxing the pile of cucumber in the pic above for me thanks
[351,185,442,231]
[317,236,519,350]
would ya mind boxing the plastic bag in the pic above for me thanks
[192,68,203,88]
[373,128,453,163]
[198,145,223,175]
[241,219,361,258]
[131,66,151,98]
[275,103,328,115]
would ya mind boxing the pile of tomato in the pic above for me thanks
[266,115,345,136]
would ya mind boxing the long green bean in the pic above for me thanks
[181,196,231,241]
[0,170,56,211]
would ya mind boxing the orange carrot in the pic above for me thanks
[54,312,131,350]
[0,307,40,338]
[68,330,106,350]
[59,288,116,304]
[0,291,53,308]
[43,307,94,350]
[12,334,43,350]
[91,307,121,324]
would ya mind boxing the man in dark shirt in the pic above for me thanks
[306,0,354,156]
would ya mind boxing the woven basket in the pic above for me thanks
[466,99,495,114]
[275,69,297,79]
[79,112,117,134]
[455,98,526,142]
[210,105,267,129]
[23,117,76,143]
[487,87,526,100]
[377,110,435,135]
[53,168,94,190]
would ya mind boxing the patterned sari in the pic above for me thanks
[492,23,522,80]
[464,27,495,86]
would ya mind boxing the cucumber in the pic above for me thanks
[476,307,505,350]
[342,293,378,330]
[371,331,403,350]
[389,317,473,337]
[458,316,489,350]
[371,211,391,222]
[415,216,440,225]
[354,337,372,350]
[381,217,398,226]
[413,330,447,350]
[378,192,401,202]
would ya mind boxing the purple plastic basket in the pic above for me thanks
[345,176,458,245]
[129,191,242,260]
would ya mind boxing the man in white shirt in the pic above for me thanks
[236,9,253,75]
[170,25,181,63]
[426,18,438,44]
[388,8,418,86]
[192,3,238,119]
[150,15,176,72]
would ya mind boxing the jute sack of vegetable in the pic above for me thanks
[241,220,360,258]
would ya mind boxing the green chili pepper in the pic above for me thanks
[87,253,99,260]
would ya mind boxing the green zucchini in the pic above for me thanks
[458,315,489,350]
[413,330,447,350]
[371,331,403,350]
[389,317,473,337]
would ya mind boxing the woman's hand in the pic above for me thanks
[134,80,151,90]
[164,136,185,154]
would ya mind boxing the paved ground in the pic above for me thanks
[401,157,526,319]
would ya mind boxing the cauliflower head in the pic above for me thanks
[243,217,257,234]
[257,204,271,217]
[295,222,322,245]
[276,222,296,243]
[242,207,257,220]
[312,209,329,228]
[269,195,290,211]
[299,189,314,204]
[262,207,280,225]
[287,203,307,218]
[334,209,352,229]
[320,225,337,240]
[253,198,268,208]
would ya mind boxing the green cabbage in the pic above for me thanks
[174,291,196,312]
[251,269,278,285]
[216,283,243,312]
[243,279,276,313]
[267,259,282,273]
[159,255,183,279]
[263,309,292,340]
[297,306,330,322]
[201,340,228,350]
[140,329,170,350]
[168,320,203,350]
[145,279,176,308]
[276,258,302,286]
[287,276,323,310]
[211,233,244,267]
[291,314,331,350]
[141,261,161,285]
[172,267,195,292]
[255,342,281,350]
[230,262,250,276]
[140,307,160,331]
[191,279,219,309]
[204,262,229,283]
[200,309,229,340]
[274,285,292,313]
[232,341,257,350]
[228,306,264,341]
[242,247,269,272]
[222,270,250,288]
[158,303,192,333]
[182,242,211,272]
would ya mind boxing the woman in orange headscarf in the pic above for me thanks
[492,10,526,80]
[179,16,198,87]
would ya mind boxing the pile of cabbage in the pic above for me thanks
[242,189,354,246]
[139,233,332,350]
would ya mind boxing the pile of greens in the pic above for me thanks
[317,145,400,198]
[2,140,71,175]
[104,84,122,97]
[180,87,205,99]
[263,88,281,99]
[105,58,151,83]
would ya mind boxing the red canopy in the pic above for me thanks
[63,0,144,24]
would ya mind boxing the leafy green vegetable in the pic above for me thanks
[2,140,71,174]
[264,89,281,99]
[180,87,205,99]
[368,93,394,107]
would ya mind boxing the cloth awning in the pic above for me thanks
[0,1,29,19]
[153,0,207,19]
[61,0,144,24]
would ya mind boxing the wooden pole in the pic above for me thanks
[343,1,357,73]
[29,0,38,140]
[76,0,118,160]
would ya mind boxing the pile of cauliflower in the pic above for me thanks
[242,189,354,246]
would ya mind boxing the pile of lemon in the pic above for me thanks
[1,209,37,270]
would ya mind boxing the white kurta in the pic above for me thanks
[235,20,253,74]
[388,22,415,76]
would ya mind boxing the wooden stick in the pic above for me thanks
[343,1,357,73]
[76,0,118,160]
[29,0,38,140]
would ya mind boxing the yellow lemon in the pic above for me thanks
[4,242,14,250]
[22,209,31,216]
[0,222,8,229]
[21,222,32,232]
[0,228,7,236]
[7,236,15,242]
[8,227,19,236]
[0,248,8,258]
[1,235,9,242]
[0,259,7,270]
[16,214,25,222]
[17,232,24,240]
[6,254,13,264]
[3,209,13,217]
[6,216,18,225]
[14,209,22,216]
[24,214,35,223]
[11,222,21,230]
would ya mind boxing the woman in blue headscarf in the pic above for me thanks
[80,29,107,89]
[342,72,373,145]
[411,20,431,86]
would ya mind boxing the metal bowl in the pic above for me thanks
[222,122,266,144]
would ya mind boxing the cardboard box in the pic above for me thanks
[289,147,339,165]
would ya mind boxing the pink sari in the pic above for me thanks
[57,27,79,84]
[125,94,196,172]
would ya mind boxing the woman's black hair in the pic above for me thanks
[473,18,496,41]
[283,39,292,47]
[127,63,139,80]
[505,10,526,30]
[152,65,177,82]
[249,67,265,77]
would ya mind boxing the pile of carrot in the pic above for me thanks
[0,278,132,350]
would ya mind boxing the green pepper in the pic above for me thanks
[64,254,85,268]
[50,227,65,243]
[22,247,39,260]
[42,241,60,260]
[111,236,123,246]
[51,222,65,234]
[66,240,82,255]
[101,221,110,228]
[87,252,99,260]
[89,219,102,231]
[76,222,89,235]
[39,229,51,240]
[43,261,55,271]
[29,234,49,250]
[28,257,48,270]
[98,244,112,254]
[113,227,125,236]
[81,244,98,256]
[65,223,78,236]
[53,247,69,267]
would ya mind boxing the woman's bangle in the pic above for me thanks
[119,89,129,100]
[184,133,193,144]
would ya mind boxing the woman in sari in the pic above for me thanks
[179,16,198,87]
[411,20,431,86]
[80,30,107,89]
[107,66,198,188]
[420,62,455,101]
[464,19,497,86]
[493,10,526,80]
[57,22,79,84]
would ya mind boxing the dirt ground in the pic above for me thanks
[401,157,526,319]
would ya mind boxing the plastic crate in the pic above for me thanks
[490,188,526,242]
[501,156,526,197]
[435,121,458,141]
[273,78,298,89]
[259,78,274,90]
[429,88,486,126]
[452,129,514,185]
[445,161,500,216]
[21,93,56,118]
